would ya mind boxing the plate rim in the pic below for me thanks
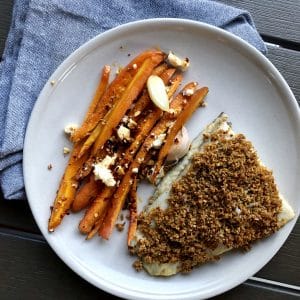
[23,18,300,300]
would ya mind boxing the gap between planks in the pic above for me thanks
[262,35,300,52]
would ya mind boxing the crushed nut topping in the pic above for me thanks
[116,222,125,232]
[134,131,281,273]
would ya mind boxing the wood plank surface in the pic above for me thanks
[222,0,300,45]
[0,192,40,233]
[256,222,300,286]
[0,229,299,300]
[266,46,300,102]
[0,0,299,299]
[0,0,13,58]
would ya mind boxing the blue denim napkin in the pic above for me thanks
[0,0,266,200]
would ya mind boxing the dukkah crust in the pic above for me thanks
[134,130,282,273]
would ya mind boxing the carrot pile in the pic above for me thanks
[48,49,208,245]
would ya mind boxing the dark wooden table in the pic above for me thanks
[1,1,299,299]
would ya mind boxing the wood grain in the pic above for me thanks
[257,222,300,286]
[266,45,300,102]
[221,0,300,45]
[0,0,13,58]
[0,192,40,233]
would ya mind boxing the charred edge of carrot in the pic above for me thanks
[72,176,99,212]
[48,142,90,231]
[78,187,114,234]
[72,50,164,143]
[127,177,138,246]
[71,65,111,143]
[89,53,164,157]
[151,87,209,182]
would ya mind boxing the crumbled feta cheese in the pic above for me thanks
[117,125,131,141]
[168,108,176,115]
[167,51,190,71]
[64,123,78,136]
[132,167,139,174]
[182,88,195,96]
[63,147,70,155]
[152,133,166,149]
[93,155,117,187]
[122,115,129,124]
[101,154,117,167]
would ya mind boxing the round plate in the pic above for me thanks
[24,19,300,300]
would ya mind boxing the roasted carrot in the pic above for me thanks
[127,177,138,246]
[79,187,113,234]
[72,176,99,212]
[78,75,183,234]
[48,141,90,231]
[78,53,164,158]
[99,83,194,239]
[78,110,161,234]
[72,50,163,143]
[70,65,110,143]
[150,87,209,182]
[86,216,106,240]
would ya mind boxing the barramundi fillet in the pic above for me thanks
[130,113,294,276]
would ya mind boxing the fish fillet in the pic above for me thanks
[130,113,295,276]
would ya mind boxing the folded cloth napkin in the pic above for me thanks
[0,0,266,200]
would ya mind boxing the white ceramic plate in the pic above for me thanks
[24,19,300,300]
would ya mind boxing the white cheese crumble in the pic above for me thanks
[117,125,131,141]
[182,88,195,96]
[63,147,70,155]
[64,123,78,136]
[152,133,166,149]
[122,115,129,123]
[132,167,139,174]
[93,155,117,187]
[167,51,190,71]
